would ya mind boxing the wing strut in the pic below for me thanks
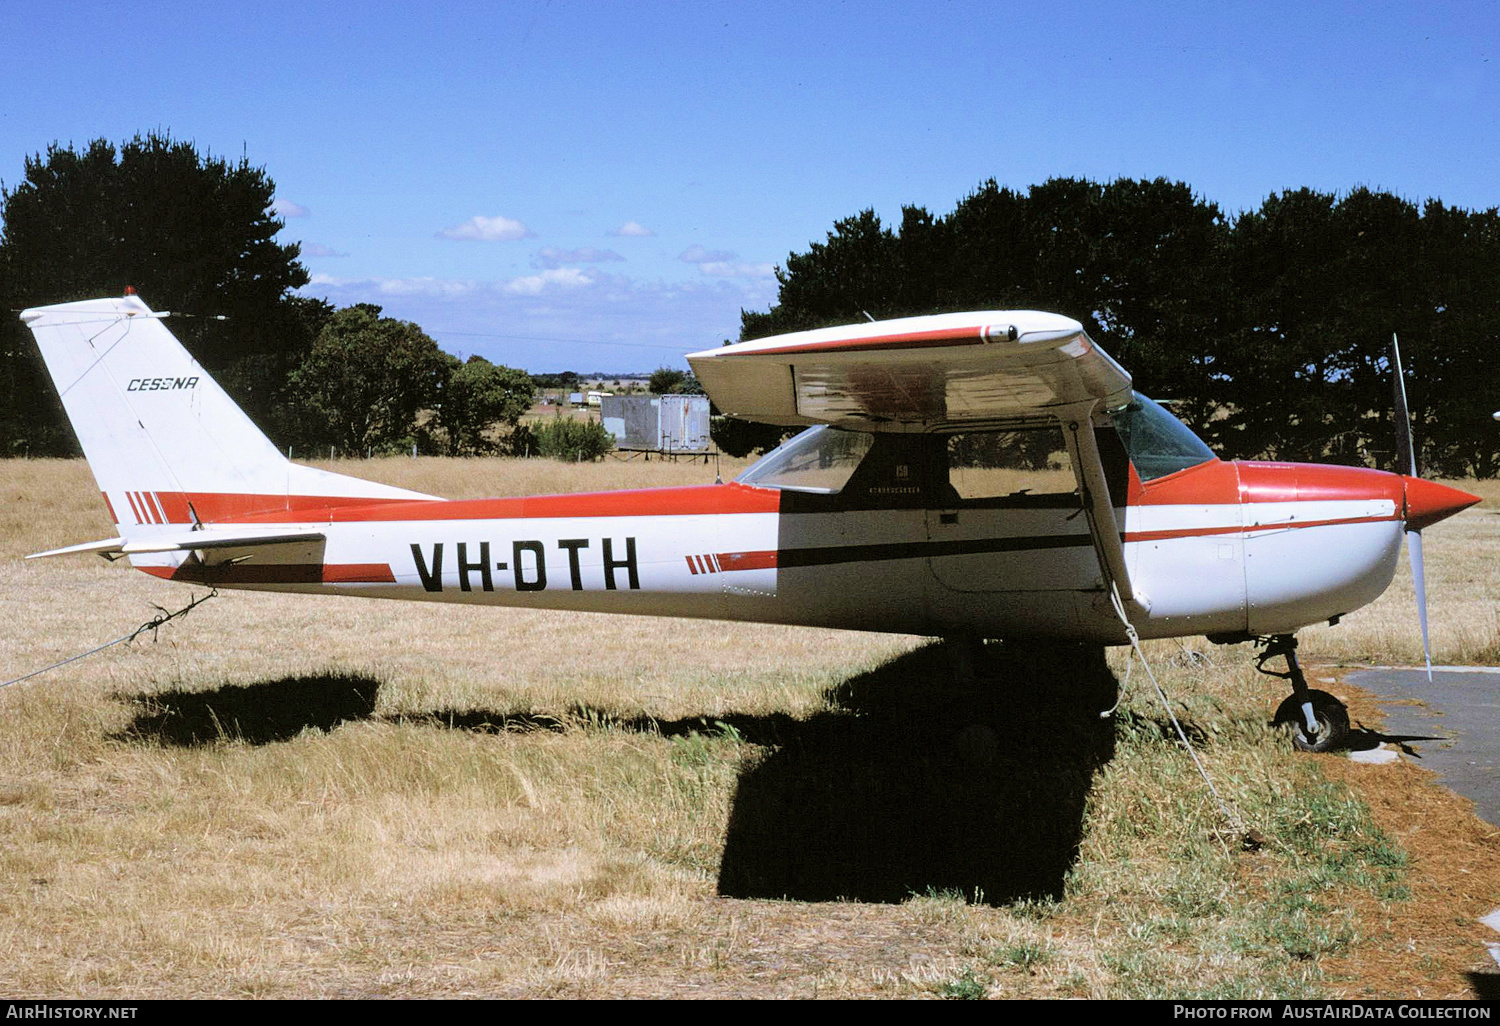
[1059,401,1145,620]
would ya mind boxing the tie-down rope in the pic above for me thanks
[2,589,218,690]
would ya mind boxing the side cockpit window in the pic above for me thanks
[736,426,873,494]
[1110,393,1216,482]
[940,426,1078,504]
[737,426,931,508]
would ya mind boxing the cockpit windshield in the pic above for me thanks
[1109,393,1216,481]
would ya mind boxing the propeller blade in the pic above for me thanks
[1390,333,1417,477]
[1391,333,1433,681]
[1406,527,1433,681]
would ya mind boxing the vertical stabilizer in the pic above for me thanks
[21,293,434,531]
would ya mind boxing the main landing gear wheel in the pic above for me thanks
[1273,689,1350,753]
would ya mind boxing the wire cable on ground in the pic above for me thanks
[1,589,217,691]
[1107,583,1259,851]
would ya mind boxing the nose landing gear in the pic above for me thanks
[1255,634,1350,753]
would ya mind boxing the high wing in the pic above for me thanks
[691,310,1141,613]
[687,311,1132,430]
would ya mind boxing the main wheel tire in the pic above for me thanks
[1273,690,1350,753]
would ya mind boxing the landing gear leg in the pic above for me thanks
[1255,634,1350,753]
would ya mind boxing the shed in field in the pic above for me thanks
[601,394,711,454]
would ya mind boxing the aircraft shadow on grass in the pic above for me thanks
[1343,725,1448,758]
[114,672,382,746]
[112,641,1252,907]
[1468,971,1500,1000]
[710,640,1120,906]
[420,640,1125,906]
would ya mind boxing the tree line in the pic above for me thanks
[0,134,540,459]
[3,136,1497,475]
[741,179,1500,477]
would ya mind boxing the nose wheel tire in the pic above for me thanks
[1273,690,1350,753]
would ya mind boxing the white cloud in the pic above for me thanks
[534,246,625,269]
[609,220,655,237]
[438,215,536,241]
[272,199,310,218]
[297,268,776,371]
[306,273,482,299]
[679,244,737,264]
[699,261,776,279]
[301,242,348,258]
[677,243,774,279]
[376,276,484,299]
[503,267,598,295]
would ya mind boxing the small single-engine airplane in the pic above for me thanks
[21,292,1480,751]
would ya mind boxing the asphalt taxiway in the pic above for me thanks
[1346,667,1500,828]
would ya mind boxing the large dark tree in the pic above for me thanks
[742,178,1499,476]
[0,133,312,454]
[1413,200,1500,478]
[956,177,1229,432]
[1216,188,1500,473]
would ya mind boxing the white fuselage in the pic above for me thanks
[127,462,1408,645]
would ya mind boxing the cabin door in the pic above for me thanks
[924,426,1100,594]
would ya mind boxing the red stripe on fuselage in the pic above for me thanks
[142,491,428,524]
[1122,514,1398,543]
[228,482,782,525]
[717,550,778,571]
[140,563,396,585]
[118,461,1404,546]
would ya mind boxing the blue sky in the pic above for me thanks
[2,1,1495,371]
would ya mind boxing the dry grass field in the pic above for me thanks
[1,457,1497,999]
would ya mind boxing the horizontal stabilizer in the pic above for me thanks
[28,526,327,560]
[25,537,128,560]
